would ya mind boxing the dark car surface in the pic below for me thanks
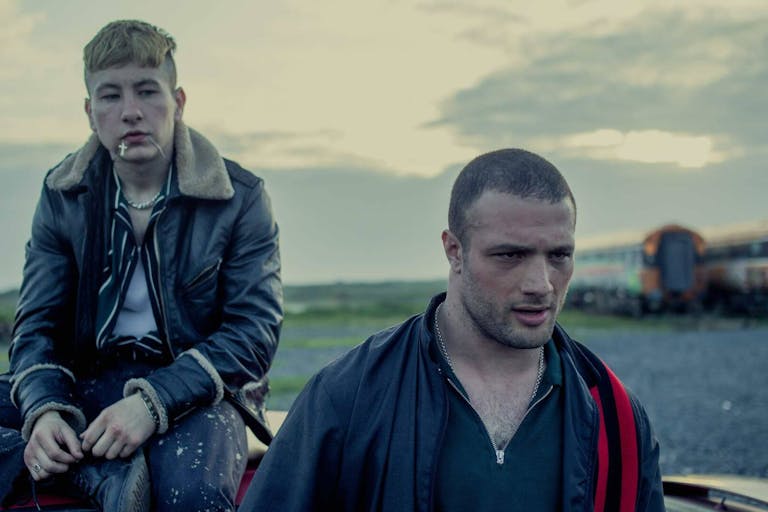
[663,474,768,511]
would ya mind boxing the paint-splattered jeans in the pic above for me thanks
[0,373,26,506]
[0,361,248,511]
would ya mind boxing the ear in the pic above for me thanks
[173,87,187,121]
[84,98,96,132]
[442,230,464,274]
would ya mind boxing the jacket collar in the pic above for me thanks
[552,323,601,388]
[45,121,234,200]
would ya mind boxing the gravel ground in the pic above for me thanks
[580,326,768,478]
[268,325,768,478]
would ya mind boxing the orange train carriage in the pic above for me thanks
[569,224,707,316]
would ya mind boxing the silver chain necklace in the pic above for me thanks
[434,303,545,403]
[123,190,162,210]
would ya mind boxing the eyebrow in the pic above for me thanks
[93,82,120,94]
[487,243,575,253]
[93,78,161,94]
[134,78,162,88]
[488,243,529,252]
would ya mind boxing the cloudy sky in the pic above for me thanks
[1,0,766,289]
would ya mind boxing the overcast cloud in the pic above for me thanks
[431,7,768,162]
[1,0,766,289]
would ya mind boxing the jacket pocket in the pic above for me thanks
[182,258,222,296]
[181,258,223,336]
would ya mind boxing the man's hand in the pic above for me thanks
[24,410,83,481]
[81,394,157,459]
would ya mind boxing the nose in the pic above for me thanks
[120,93,143,123]
[520,256,554,298]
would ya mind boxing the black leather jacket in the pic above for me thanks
[9,123,282,443]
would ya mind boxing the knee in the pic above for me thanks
[150,446,243,512]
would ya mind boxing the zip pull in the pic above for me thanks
[495,449,505,465]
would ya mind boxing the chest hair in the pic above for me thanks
[463,378,535,449]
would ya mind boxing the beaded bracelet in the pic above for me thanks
[138,390,160,428]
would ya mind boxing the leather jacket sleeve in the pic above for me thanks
[139,178,283,423]
[9,184,86,438]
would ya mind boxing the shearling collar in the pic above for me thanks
[45,121,234,200]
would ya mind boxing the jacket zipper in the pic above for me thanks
[152,209,175,359]
[446,377,553,465]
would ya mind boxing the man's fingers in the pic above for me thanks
[119,444,137,459]
[38,432,76,464]
[55,424,84,459]
[80,418,106,452]
[82,399,152,459]
[33,449,69,476]
[29,425,75,464]
[25,412,79,479]
[24,448,46,481]
[28,461,47,481]
[89,425,118,458]
[105,439,127,460]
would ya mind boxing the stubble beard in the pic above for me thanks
[460,277,559,351]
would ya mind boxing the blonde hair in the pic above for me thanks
[84,20,177,92]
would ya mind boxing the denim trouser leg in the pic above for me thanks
[0,375,26,504]
[0,427,26,504]
[145,401,247,512]
[78,362,248,512]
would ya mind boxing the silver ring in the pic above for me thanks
[31,463,42,474]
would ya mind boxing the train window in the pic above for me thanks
[644,253,655,265]
[734,244,750,258]
[752,240,768,257]
[709,246,728,261]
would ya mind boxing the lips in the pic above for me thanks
[122,131,148,144]
[512,306,551,327]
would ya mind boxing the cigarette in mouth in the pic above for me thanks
[147,136,167,159]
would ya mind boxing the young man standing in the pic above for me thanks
[0,20,282,511]
[241,149,665,511]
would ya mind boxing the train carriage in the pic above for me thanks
[702,220,768,315]
[570,224,707,316]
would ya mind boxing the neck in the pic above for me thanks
[437,297,542,376]
[114,156,171,197]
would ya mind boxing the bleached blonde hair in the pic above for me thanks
[83,19,177,92]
